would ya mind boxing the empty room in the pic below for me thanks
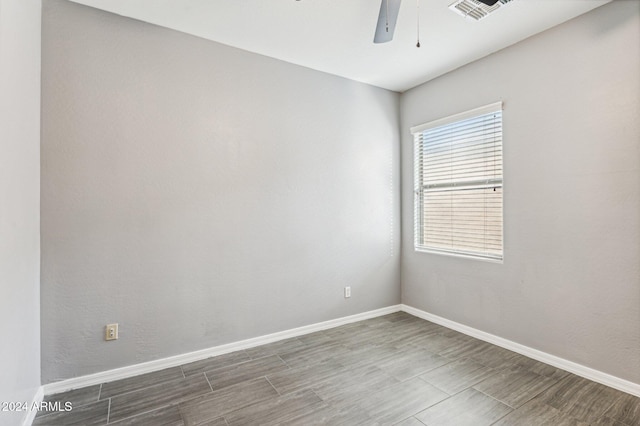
[1,0,639,425]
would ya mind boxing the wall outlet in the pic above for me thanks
[105,323,118,341]
[344,286,351,298]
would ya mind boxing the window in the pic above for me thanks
[411,102,503,261]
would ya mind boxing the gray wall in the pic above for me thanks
[0,0,41,424]
[41,0,400,383]
[401,1,640,384]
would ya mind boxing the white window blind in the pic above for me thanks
[412,102,503,261]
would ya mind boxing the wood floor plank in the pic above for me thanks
[473,367,557,408]
[108,374,211,423]
[465,344,520,369]
[355,377,449,424]
[437,328,478,340]
[331,343,400,369]
[593,416,630,426]
[34,313,640,426]
[500,353,569,380]
[224,389,324,426]
[419,357,494,395]
[181,351,251,377]
[36,384,101,416]
[310,364,399,403]
[295,331,333,347]
[356,317,396,331]
[205,355,289,391]
[374,346,449,381]
[415,387,512,426]
[381,322,440,344]
[274,403,372,426]
[100,367,184,399]
[438,335,518,368]
[331,321,427,349]
[602,392,640,426]
[400,333,459,354]
[278,342,353,369]
[32,399,109,426]
[322,322,372,339]
[385,312,418,322]
[537,374,625,423]
[244,337,307,359]
[266,359,345,395]
[436,336,492,360]
[492,399,588,426]
[196,418,228,426]
[179,377,278,426]
[394,417,427,426]
[330,328,398,350]
[108,405,184,426]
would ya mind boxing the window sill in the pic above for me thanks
[414,247,504,264]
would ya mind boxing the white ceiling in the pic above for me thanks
[68,0,610,92]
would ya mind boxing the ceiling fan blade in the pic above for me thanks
[374,0,402,44]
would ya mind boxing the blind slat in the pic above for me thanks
[414,106,503,260]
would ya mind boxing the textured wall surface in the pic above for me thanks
[401,1,640,384]
[0,0,41,424]
[41,0,400,383]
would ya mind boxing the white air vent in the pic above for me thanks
[449,0,513,21]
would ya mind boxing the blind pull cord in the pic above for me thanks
[416,0,421,48]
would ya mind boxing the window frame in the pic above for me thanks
[411,102,504,262]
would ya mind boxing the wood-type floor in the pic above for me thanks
[34,312,640,425]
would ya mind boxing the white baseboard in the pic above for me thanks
[401,304,640,398]
[43,303,639,399]
[22,385,44,426]
[43,305,402,395]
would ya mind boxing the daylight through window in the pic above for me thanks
[411,102,503,261]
